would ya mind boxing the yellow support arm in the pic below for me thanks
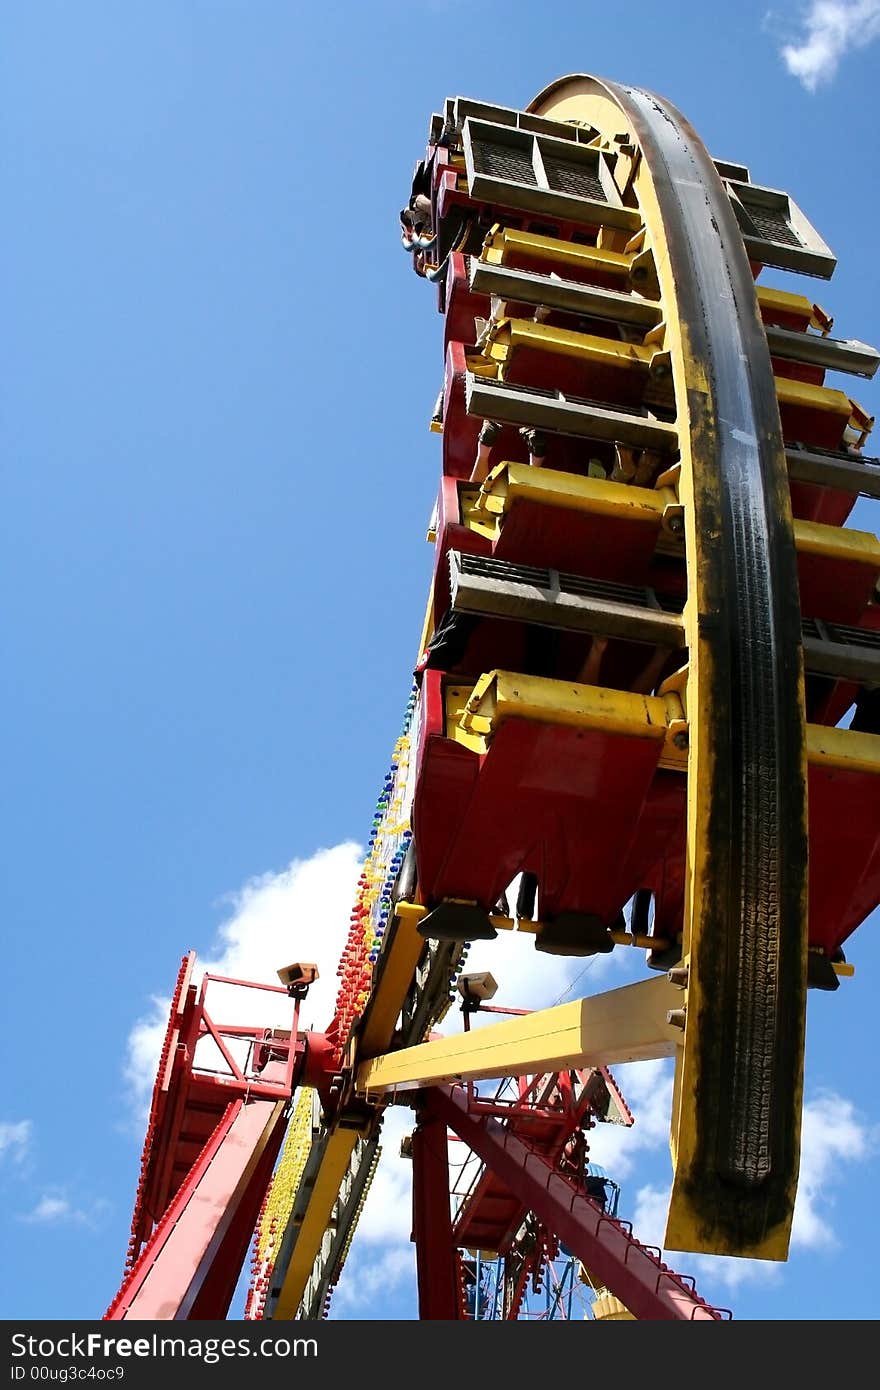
[475,460,671,520]
[482,317,655,377]
[356,976,682,1095]
[271,1128,359,1320]
[480,224,633,280]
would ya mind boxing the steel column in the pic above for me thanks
[411,1111,462,1320]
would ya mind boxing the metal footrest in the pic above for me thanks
[469,257,662,328]
[465,373,677,452]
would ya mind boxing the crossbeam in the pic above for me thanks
[356,977,681,1095]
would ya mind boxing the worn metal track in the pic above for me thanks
[532,74,808,1256]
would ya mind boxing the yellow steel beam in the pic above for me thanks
[481,318,655,379]
[414,580,436,669]
[357,903,429,1058]
[480,224,633,280]
[475,460,672,520]
[356,976,682,1095]
[757,285,831,332]
[444,672,879,781]
[446,669,687,770]
[806,722,880,775]
[793,517,880,569]
[271,1127,359,1320]
[776,375,866,432]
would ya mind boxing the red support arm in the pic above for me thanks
[105,1093,287,1321]
[426,1085,727,1321]
[411,1110,463,1320]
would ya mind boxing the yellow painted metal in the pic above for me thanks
[444,680,488,755]
[480,224,633,280]
[793,517,880,570]
[756,285,832,333]
[475,460,672,521]
[530,75,808,1262]
[494,914,667,950]
[445,670,687,771]
[271,1126,360,1320]
[775,375,864,431]
[806,722,880,776]
[458,486,499,541]
[358,903,430,1058]
[464,351,498,379]
[591,1292,636,1320]
[355,976,682,1094]
[480,317,655,378]
[252,1087,315,1275]
[415,582,436,666]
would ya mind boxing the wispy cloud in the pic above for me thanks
[778,1,880,90]
[0,1119,33,1164]
[21,1192,110,1228]
[332,1245,416,1316]
[793,1090,878,1248]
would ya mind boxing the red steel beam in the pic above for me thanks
[105,1093,287,1320]
[426,1085,728,1321]
[411,1111,463,1320]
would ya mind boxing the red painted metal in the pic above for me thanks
[453,1068,628,1256]
[114,960,304,1304]
[413,674,674,924]
[807,759,880,956]
[106,1086,288,1320]
[428,1084,728,1321]
[795,547,879,625]
[411,1112,463,1320]
[414,655,880,961]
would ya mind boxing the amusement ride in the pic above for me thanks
[104,72,880,1323]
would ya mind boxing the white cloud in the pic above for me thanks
[123,843,364,1117]
[585,1058,673,1179]
[0,1119,32,1164]
[630,1182,671,1249]
[199,844,363,1032]
[331,1244,416,1316]
[779,1,880,90]
[21,1192,109,1228]
[793,1090,877,1248]
[23,1195,75,1224]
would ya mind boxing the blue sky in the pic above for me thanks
[2,0,878,1323]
